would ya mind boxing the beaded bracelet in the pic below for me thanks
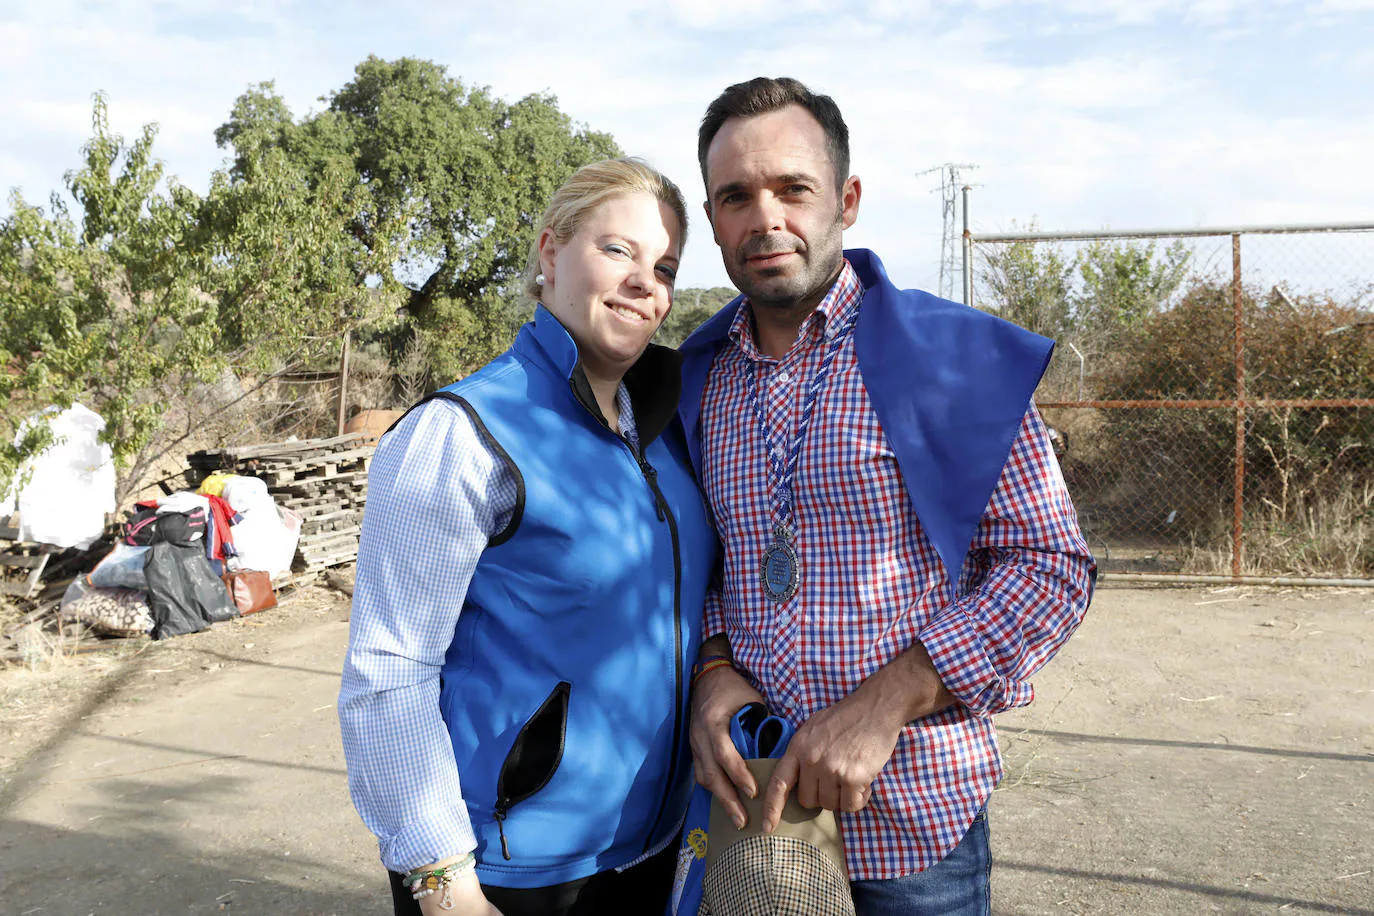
[403,852,476,909]
[692,656,733,686]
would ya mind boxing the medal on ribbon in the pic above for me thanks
[743,312,857,603]
[760,525,800,602]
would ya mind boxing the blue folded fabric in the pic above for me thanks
[754,713,794,760]
[727,702,795,760]
[667,704,796,915]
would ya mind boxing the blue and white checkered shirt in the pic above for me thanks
[339,384,639,873]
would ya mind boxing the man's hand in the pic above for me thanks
[759,642,957,833]
[759,690,900,833]
[690,662,766,829]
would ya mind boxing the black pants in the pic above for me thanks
[389,843,678,916]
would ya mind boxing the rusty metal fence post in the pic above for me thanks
[1231,233,1245,579]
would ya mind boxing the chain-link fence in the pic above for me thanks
[966,223,1374,584]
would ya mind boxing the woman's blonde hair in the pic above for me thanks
[522,158,688,302]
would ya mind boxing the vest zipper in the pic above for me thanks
[493,807,512,860]
[569,379,686,854]
[634,449,684,853]
[491,680,571,861]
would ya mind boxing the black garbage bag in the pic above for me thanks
[145,542,238,640]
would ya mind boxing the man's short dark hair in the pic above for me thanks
[698,77,850,192]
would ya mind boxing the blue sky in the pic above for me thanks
[3,0,1373,291]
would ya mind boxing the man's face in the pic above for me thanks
[703,104,860,310]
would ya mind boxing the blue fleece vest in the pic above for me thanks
[436,308,717,888]
[678,248,1053,587]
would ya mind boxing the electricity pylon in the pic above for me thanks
[916,163,977,300]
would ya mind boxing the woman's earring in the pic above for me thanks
[535,273,546,287]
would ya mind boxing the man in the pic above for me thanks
[678,77,1096,914]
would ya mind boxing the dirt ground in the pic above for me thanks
[0,583,1370,915]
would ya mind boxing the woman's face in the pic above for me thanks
[538,192,681,385]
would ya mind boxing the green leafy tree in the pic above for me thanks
[0,94,382,505]
[655,286,737,348]
[975,235,1074,340]
[215,58,621,379]
[201,114,399,368]
[0,94,215,503]
[1076,238,1190,334]
[0,194,90,493]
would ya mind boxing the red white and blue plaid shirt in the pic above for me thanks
[699,260,1094,880]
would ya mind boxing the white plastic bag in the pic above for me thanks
[10,404,116,549]
[220,476,299,575]
[231,504,301,577]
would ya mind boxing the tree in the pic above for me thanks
[201,108,399,368]
[655,286,737,348]
[0,94,378,505]
[1076,238,1190,335]
[0,95,221,504]
[977,235,1192,342]
[975,236,1074,340]
[215,58,621,378]
[1,59,626,505]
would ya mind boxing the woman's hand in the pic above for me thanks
[415,864,504,916]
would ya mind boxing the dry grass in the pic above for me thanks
[1182,476,1374,577]
[995,672,1090,793]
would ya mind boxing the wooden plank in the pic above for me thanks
[22,551,51,599]
[299,547,359,561]
[298,545,360,560]
[1,595,64,638]
[297,535,359,551]
[297,554,358,570]
[192,433,367,462]
[297,509,360,526]
[254,447,375,471]
[267,473,369,496]
[0,554,48,569]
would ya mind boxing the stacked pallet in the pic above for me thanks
[186,434,373,576]
[0,517,57,600]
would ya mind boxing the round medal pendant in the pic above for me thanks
[760,534,799,603]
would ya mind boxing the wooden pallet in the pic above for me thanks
[187,434,368,466]
[252,446,375,471]
[181,434,374,575]
[0,518,58,600]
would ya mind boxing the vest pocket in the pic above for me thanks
[493,680,571,860]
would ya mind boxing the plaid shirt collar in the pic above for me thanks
[727,259,863,359]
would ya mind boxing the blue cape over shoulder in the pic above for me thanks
[676,248,1053,586]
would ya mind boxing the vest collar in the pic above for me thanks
[529,304,583,380]
[526,303,683,449]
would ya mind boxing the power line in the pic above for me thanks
[915,163,977,300]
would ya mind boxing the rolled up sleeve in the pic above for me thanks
[919,405,1095,716]
[338,399,508,873]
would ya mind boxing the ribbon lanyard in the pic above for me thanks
[742,309,856,601]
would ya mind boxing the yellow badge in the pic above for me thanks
[686,827,709,859]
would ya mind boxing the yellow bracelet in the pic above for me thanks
[692,657,733,686]
[403,853,475,907]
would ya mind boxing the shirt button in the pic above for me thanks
[776,370,791,384]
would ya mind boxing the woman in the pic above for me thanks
[339,158,717,916]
